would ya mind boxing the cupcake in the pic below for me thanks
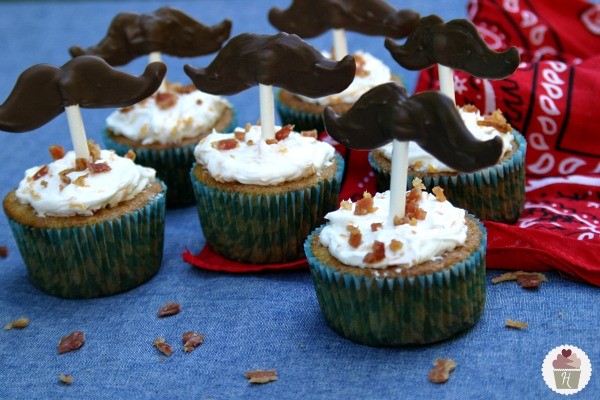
[103,81,235,208]
[276,51,403,132]
[553,349,582,390]
[370,105,526,223]
[305,185,486,346]
[3,142,166,299]
[190,124,344,264]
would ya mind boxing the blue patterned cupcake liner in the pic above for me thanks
[190,153,344,264]
[304,215,487,346]
[369,130,527,223]
[6,181,167,299]
[102,110,237,208]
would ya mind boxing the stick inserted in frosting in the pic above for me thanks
[268,0,418,39]
[184,32,356,98]
[384,15,520,79]
[323,82,502,173]
[0,56,166,132]
[69,7,232,66]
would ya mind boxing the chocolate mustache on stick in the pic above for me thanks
[384,15,520,79]
[184,32,356,97]
[268,0,419,39]
[0,56,166,132]
[323,82,503,172]
[69,7,232,66]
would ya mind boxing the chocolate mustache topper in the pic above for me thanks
[268,0,419,39]
[184,32,356,98]
[384,15,520,79]
[69,6,232,66]
[323,82,503,173]
[0,56,166,132]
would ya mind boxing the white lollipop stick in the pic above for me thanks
[438,64,455,105]
[387,140,409,226]
[65,105,90,159]
[148,51,167,92]
[259,84,275,141]
[332,29,349,61]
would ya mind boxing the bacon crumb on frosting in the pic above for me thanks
[477,109,511,133]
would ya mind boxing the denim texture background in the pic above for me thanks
[0,1,598,399]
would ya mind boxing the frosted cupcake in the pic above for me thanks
[191,124,343,264]
[103,82,235,207]
[3,142,166,298]
[370,105,526,222]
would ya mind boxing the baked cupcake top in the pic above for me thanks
[16,143,155,217]
[194,124,335,185]
[379,106,514,173]
[106,83,231,145]
[295,51,392,106]
[318,184,467,269]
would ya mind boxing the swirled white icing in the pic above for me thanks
[16,150,156,217]
[318,190,467,268]
[194,125,335,185]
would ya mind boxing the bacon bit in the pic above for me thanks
[506,319,528,329]
[477,109,512,133]
[87,140,101,162]
[275,124,294,141]
[49,145,66,160]
[89,162,111,174]
[406,188,427,219]
[491,271,548,286]
[58,331,85,354]
[40,180,48,188]
[153,338,173,356]
[175,84,196,95]
[119,105,134,114]
[429,358,456,383]
[363,241,385,264]
[408,218,418,226]
[234,130,246,142]
[4,317,29,330]
[432,186,446,202]
[246,140,254,146]
[412,160,423,169]
[156,92,178,110]
[371,222,383,232]
[301,129,318,139]
[462,104,479,113]
[182,331,205,352]
[73,174,89,187]
[59,374,74,385]
[354,53,369,77]
[256,119,262,126]
[516,274,543,289]
[390,240,403,252]
[427,164,438,173]
[75,158,88,171]
[393,215,403,226]
[245,122,252,132]
[354,196,378,216]
[32,165,49,181]
[157,301,181,318]
[265,138,278,145]
[124,150,136,161]
[412,177,426,191]
[346,225,362,248]
[340,200,353,211]
[212,138,239,150]
[245,369,278,384]
[0,246,7,259]
[59,184,65,192]
[363,191,372,199]
[59,169,75,185]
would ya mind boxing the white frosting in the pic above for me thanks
[16,150,156,217]
[194,125,335,185]
[380,108,514,172]
[106,88,231,145]
[318,190,467,269]
[295,51,392,105]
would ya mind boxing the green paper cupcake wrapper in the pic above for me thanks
[275,92,325,133]
[7,182,167,299]
[304,215,487,346]
[190,153,344,264]
[102,111,237,208]
[369,131,527,223]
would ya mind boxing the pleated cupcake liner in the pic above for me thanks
[304,215,487,347]
[369,131,527,223]
[275,92,325,133]
[190,153,344,264]
[6,182,167,299]
[102,111,237,208]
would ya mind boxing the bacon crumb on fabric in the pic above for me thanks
[245,369,278,384]
[428,358,456,383]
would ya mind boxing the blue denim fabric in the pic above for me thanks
[0,1,598,399]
